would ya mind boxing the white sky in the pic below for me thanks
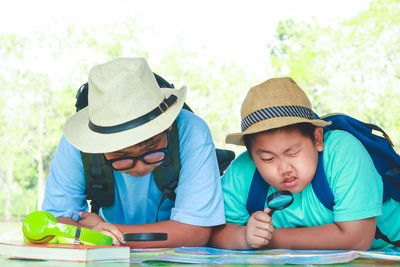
[1,0,372,66]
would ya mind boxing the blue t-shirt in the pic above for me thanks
[221,130,400,249]
[42,110,226,227]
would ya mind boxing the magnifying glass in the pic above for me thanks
[267,190,294,216]
[123,233,167,242]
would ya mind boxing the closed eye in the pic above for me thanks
[288,150,301,156]
[261,157,274,162]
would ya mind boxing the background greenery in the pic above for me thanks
[0,0,399,237]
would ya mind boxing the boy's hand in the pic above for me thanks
[79,212,125,246]
[245,208,274,249]
[78,212,103,227]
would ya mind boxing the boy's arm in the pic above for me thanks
[43,137,89,221]
[210,217,376,250]
[59,215,211,248]
[70,212,211,248]
[210,223,248,249]
[68,212,212,248]
[268,217,376,250]
[116,220,211,248]
[210,210,274,250]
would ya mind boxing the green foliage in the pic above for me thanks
[0,187,36,221]
[269,0,400,151]
[153,49,249,151]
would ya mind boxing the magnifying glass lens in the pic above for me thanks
[268,194,293,209]
[267,190,294,215]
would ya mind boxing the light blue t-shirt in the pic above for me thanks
[42,110,225,227]
[221,130,400,249]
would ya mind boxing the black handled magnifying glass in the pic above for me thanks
[267,190,294,216]
[123,233,168,242]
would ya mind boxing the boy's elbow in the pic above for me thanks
[337,217,376,250]
[353,219,376,250]
[178,225,212,246]
[351,233,374,251]
[193,226,212,246]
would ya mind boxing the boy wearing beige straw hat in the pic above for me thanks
[210,77,400,250]
[42,57,225,247]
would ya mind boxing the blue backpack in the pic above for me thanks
[246,113,400,247]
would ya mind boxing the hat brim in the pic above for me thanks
[225,117,331,146]
[63,86,187,153]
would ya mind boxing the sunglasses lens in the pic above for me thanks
[143,152,166,163]
[111,158,135,170]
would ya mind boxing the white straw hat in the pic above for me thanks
[63,57,187,153]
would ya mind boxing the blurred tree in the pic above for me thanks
[0,19,148,219]
[153,49,250,152]
[269,0,400,150]
[0,34,31,221]
[0,32,78,216]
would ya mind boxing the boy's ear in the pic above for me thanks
[314,127,324,152]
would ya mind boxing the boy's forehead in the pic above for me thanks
[256,125,302,138]
[252,129,305,147]
[112,132,165,154]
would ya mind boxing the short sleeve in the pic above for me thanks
[221,152,256,225]
[41,136,88,221]
[169,110,226,226]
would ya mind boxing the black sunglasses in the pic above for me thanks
[106,132,170,171]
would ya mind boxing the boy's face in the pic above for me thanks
[250,126,324,193]
[104,130,169,177]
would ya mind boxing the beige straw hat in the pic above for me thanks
[63,57,187,153]
[226,77,330,146]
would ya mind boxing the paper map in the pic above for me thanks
[130,247,400,265]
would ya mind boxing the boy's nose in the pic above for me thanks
[126,160,156,177]
[278,159,293,175]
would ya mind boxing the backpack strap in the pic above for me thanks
[154,73,174,89]
[375,227,400,247]
[311,152,334,211]
[153,120,180,202]
[246,168,269,215]
[77,82,114,213]
[81,153,115,213]
[75,83,88,111]
[216,149,236,176]
[152,120,180,222]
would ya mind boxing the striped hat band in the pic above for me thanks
[241,105,315,132]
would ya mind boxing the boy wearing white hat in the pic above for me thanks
[210,77,400,250]
[42,57,225,247]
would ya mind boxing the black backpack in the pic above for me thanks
[75,73,235,221]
